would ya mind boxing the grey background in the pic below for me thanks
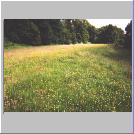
[2,112,133,133]
[1,1,132,19]
[1,1,133,133]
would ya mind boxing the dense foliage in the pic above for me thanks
[4,19,132,48]
[124,20,132,48]
[97,24,124,45]
[4,20,41,45]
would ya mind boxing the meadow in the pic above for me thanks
[4,44,132,112]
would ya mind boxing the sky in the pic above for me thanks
[87,19,131,32]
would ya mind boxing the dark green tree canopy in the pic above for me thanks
[4,19,41,45]
[4,19,130,48]
[124,20,132,48]
[97,24,124,45]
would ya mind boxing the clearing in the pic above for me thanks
[4,44,132,112]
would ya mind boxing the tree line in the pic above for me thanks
[4,19,132,48]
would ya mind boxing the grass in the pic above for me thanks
[4,41,32,50]
[4,43,132,112]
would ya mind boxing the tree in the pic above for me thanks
[87,23,98,43]
[124,20,132,48]
[33,19,55,44]
[97,24,124,45]
[115,28,125,46]
[81,20,89,43]
[72,19,89,43]
[65,19,77,44]
[48,19,65,44]
[4,19,41,45]
[4,19,126,47]
[63,19,75,44]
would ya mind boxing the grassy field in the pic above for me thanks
[4,44,132,112]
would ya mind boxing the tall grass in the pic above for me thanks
[4,44,132,112]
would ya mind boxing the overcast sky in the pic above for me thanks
[87,19,131,31]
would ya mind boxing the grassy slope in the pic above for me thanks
[4,44,132,112]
